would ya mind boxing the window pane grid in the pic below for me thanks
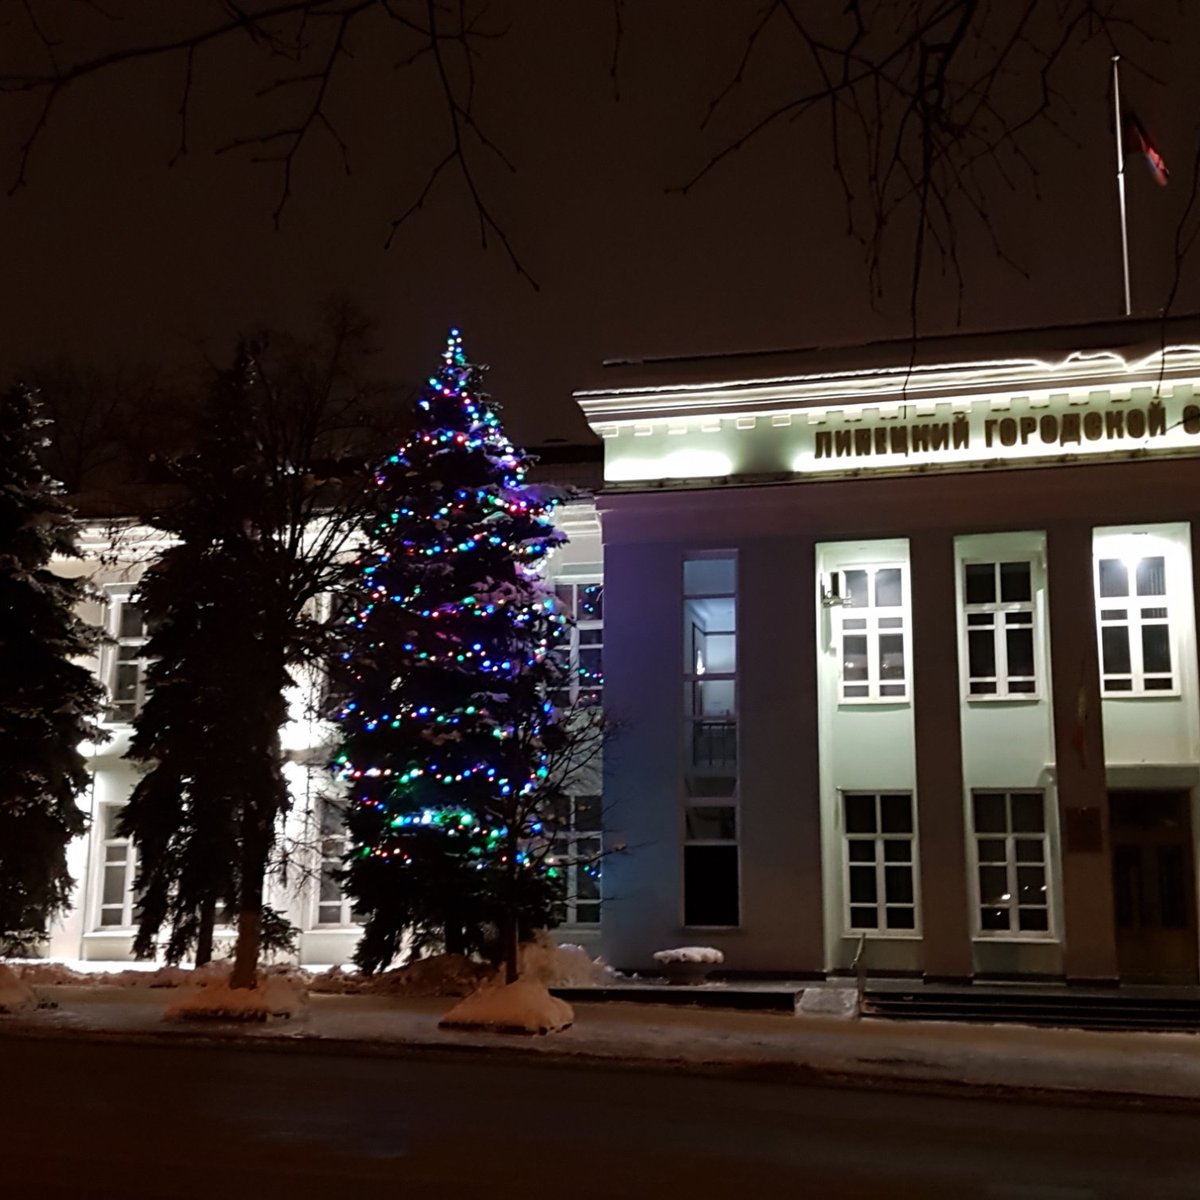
[105,592,151,723]
[548,794,603,927]
[971,791,1052,938]
[962,560,1038,698]
[550,582,603,709]
[683,555,739,927]
[96,805,138,929]
[314,804,359,927]
[1095,555,1174,695]
[836,566,909,702]
[843,792,917,934]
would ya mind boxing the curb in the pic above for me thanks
[2,1016,1200,1115]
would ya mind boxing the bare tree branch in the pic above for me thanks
[0,1,533,282]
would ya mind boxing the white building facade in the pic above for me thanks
[41,314,1200,986]
[582,316,1200,985]
[45,497,604,967]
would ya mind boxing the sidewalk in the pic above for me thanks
[4,983,1200,1108]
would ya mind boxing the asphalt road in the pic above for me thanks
[2,1036,1198,1199]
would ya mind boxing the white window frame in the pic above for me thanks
[841,790,921,937]
[833,564,911,704]
[313,801,358,928]
[682,552,740,929]
[94,803,138,930]
[101,586,151,724]
[548,793,603,927]
[1094,553,1177,697]
[960,557,1041,701]
[550,579,604,709]
[968,789,1056,942]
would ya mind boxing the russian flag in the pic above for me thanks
[1123,112,1169,186]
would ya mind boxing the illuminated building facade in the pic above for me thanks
[582,315,1200,984]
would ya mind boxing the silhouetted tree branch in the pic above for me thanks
[0,1,535,282]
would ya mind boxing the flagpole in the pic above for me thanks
[1112,55,1132,316]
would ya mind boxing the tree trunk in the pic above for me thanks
[231,906,261,990]
[194,897,216,967]
[231,811,268,990]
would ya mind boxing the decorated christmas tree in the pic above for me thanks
[336,330,568,979]
[0,384,105,951]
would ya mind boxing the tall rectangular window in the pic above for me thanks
[971,791,1052,937]
[548,793,602,926]
[834,565,909,701]
[96,805,138,929]
[683,554,739,927]
[1095,554,1174,694]
[962,559,1038,698]
[842,792,917,933]
[104,589,150,723]
[314,801,357,927]
[550,581,603,708]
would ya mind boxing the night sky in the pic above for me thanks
[1,2,1197,447]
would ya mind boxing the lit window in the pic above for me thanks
[971,791,1052,938]
[834,566,909,702]
[1095,554,1174,695]
[96,805,138,929]
[842,792,918,934]
[961,560,1038,698]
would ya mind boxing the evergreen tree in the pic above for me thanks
[122,356,283,965]
[122,310,383,983]
[0,384,105,951]
[336,330,568,980]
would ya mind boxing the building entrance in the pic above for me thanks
[1108,791,1199,984]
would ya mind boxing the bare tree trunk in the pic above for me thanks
[230,803,269,990]
[194,896,216,967]
[230,860,264,991]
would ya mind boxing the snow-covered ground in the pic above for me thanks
[166,975,309,1022]
[0,964,35,1014]
[5,984,1200,1102]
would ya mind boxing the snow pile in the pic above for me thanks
[653,946,724,965]
[165,974,308,1022]
[12,961,91,986]
[11,960,227,988]
[0,964,35,1014]
[439,979,574,1035]
[653,946,724,985]
[367,953,492,997]
[518,931,619,987]
[307,965,368,995]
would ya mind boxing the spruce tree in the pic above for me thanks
[121,311,384,983]
[123,353,294,972]
[0,383,105,951]
[336,330,568,979]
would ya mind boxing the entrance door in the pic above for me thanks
[1109,791,1199,984]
